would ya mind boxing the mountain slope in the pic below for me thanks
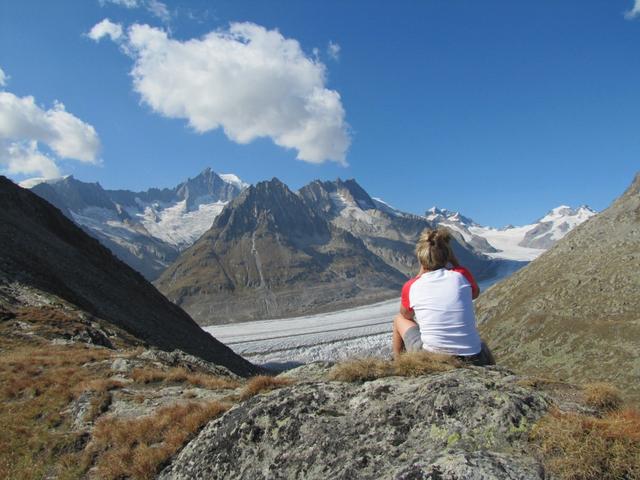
[156,178,408,325]
[0,176,258,376]
[476,173,640,401]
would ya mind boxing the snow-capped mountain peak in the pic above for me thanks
[538,205,596,224]
[219,173,250,191]
[425,206,477,227]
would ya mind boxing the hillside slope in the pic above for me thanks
[0,176,258,377]
[476,173,640,401]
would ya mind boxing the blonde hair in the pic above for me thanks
[416,228,453,270]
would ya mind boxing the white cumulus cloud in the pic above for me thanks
[95,21,350,164]
[1,141,61,178]
[626,0,640,18]
[88,18,124,42]
[0,89,101,179]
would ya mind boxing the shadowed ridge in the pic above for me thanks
[0,176,259,377]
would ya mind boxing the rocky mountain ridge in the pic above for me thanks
[156,178,408,325]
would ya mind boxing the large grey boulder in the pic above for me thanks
[160,367,550,479]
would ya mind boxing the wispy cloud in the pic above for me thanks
[327,41,341,61]
[0,71,101,178]
[625,0,640,19]
[99,0,172,22]
[0,67,7,87]
[90,20,351,165]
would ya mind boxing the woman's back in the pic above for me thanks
[402,267,481,356]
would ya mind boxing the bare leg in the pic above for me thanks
[392,314,419,359]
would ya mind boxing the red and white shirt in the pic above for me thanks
[401,267,481,356]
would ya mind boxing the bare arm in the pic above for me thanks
[400,304,415,320]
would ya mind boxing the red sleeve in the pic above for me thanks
[451,266,480,299]
[401,277,418,312]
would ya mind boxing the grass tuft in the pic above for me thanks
[239,375,294,400]
[327,358,391,382]
[531,407,640,480]
[393,351,462,376]
[582,383,624,413]
[328,351,463,382]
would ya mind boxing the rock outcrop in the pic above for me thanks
[160,366,551,479]
[476,173,640,402]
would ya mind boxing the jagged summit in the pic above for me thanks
[210,177,330,244]
[174,167,243,209]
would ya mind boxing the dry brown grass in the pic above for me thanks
[129,366,240,390]
[327,358,391,382]
[531,407,640,480]
[582,383,624,412]
[328,351,463,382]
[0,305,242,479]
[86,400,230,480]
[0,341,115,480]
[394,351,463,376]
[239,375,294,400]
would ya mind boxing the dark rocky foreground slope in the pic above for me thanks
[0,176,258,377]
[476,173,640,402]
[156,178,408,325]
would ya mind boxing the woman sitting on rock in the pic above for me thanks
[392,228,494,366]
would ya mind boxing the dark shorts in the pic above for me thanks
[401,326,495,367]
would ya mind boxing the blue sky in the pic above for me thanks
[0,0,638,226]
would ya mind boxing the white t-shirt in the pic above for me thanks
[401,267,481,356]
